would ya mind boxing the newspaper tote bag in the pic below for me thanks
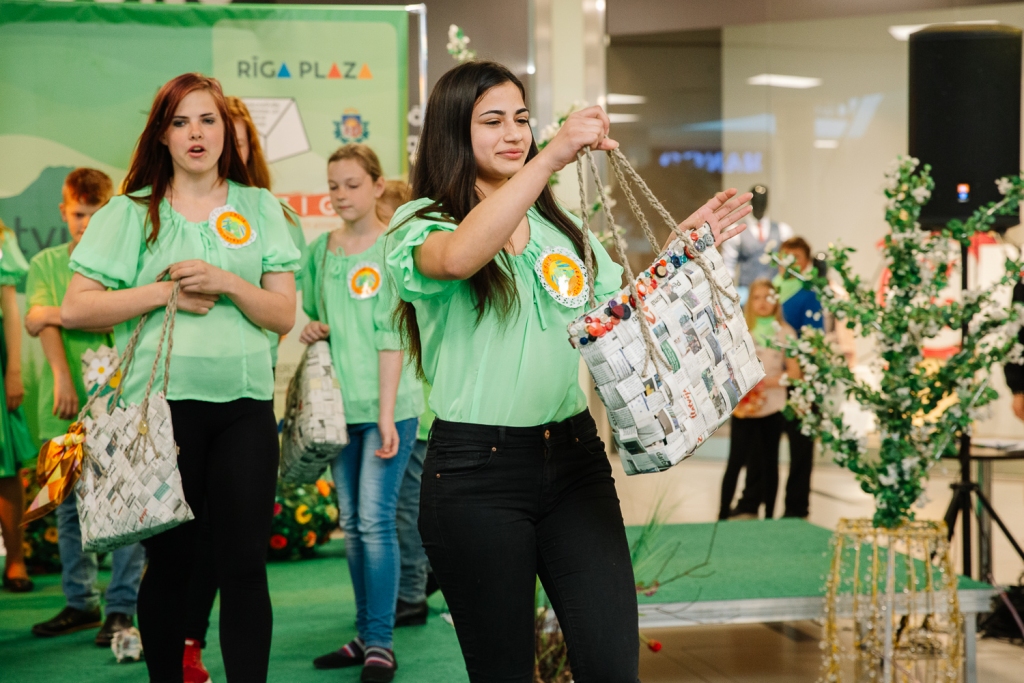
[568,149,766,475]
[75,277,193,552]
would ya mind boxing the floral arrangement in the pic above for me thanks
[268,479,339,561]
[447,25,476,64]
[21,469,61,574]
[775,156,1024,528]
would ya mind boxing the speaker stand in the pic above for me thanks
[942,242,1024,579]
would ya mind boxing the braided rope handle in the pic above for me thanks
[574,147,740,375]
[75,269,180,429]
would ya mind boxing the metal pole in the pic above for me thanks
[960,242,973,579]
[977,459,993,580]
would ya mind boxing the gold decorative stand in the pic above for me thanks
[822,519,963,683]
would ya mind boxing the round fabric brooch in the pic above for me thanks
[209,205,255,249]
[535,246,590,308]
[347,262,382,299]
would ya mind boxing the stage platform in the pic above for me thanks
[632,519,994,683]
[0,520,994,682]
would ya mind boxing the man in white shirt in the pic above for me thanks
[720,185,793,296]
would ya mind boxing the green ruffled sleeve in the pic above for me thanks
[589,230,625,301]
[384,200,459,302]
[259,189,301,273]
[69,195,145,290]
[0,230,30,286]
[373,236,403,352]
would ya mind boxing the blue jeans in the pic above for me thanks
[397,439,430,604]
[56,495,146,615]
[331,418,418,649]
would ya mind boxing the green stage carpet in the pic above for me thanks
[0,520,989,682]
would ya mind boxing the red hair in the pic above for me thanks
[122,73,250,243]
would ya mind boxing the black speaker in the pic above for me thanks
[908,24,1022,229]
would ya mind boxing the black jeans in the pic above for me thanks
[420,410,639,683]
[720,413,785,519]
[137,399,279,683]
[782,414,814,518]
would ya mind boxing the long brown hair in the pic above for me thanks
[225,96,271,190]
[122,73,250,244]
[395,60,593,375]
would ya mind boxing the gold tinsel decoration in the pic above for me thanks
[822,519,963,683]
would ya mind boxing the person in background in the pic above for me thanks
[376,180,434,627]
[302,145,423,683]
[720,279,802,520]
[720,184,793,303]
[773,236,821,520]
[180,94,308,683]
[0,219,34,593]
[27,169,147,644]
[62,72,300,683]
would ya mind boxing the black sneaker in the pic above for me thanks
[394,598,428,627]
[31,606,102,637]
[95,612,134,647]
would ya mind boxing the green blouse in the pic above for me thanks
[300,232,423,425]
[69,182,302,405]
[385,198,624,427]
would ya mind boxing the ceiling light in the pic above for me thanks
[607,93,647,105]
[608,113,640,124]
[526,64,536,75]
[747,74,822,89]
[888,20,999,41]
[814,139,839,149]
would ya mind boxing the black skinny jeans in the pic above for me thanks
[719,412,785,519]
[137,399,279,683]
[420,410,639,683]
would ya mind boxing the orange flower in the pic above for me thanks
[304,530,317,547]
[44,527,59,544]
[316,480,332,497]
[269,534,288,550]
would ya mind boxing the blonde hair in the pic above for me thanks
[327,143,384,181]
[378,180,411,222]
[744,278,784,332]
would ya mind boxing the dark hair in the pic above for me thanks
[395,60,592,375]
[123,73,250,244]
[225,96,271,190]
[63,168,114,207]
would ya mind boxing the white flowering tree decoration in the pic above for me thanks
[776,156,1024,528]
[446,25,476,63]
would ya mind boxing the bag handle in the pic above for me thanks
[75,269,180,431]
[575,147,739,374]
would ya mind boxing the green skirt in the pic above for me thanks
[0,329,39,478]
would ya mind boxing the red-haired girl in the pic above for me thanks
[62,73,301,682]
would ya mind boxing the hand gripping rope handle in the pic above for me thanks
[76,268,180,463]
[575,147,739,375]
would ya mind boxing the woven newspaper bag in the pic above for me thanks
[279,243,348,484]
[279,339,348,483]
[76,277,193,552]
[568,149,766,475]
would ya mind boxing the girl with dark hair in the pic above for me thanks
[385,60,751,681]
[61,73,302,682]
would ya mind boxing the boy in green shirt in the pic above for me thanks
[27,169,146,646]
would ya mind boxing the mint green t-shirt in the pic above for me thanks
[26,244,114,439]
[268,204,308,368]
[385,198,624,427]
[69,182,302,405]
[300,231,423,425]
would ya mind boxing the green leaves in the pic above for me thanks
[771,157,1024,528]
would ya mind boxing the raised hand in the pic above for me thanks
[676,189,753,248]
[538,106,619,174]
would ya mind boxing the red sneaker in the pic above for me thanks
[183,639,212,683]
